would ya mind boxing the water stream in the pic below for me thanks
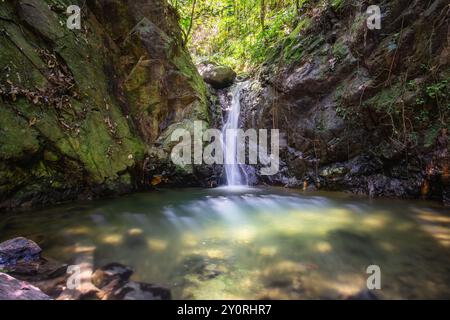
[222,82,248,186]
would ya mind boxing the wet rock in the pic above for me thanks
[31,273,68,298]
[0,237,42,267]
[0,238,69,298]
[92,263,133,289]
[198,62,236,89]
[0,272,51,300]
[367,175,407,198]
[319,165,348,179]
[57,284,101,301]
[176,255,227,282]
[7,257,68,282]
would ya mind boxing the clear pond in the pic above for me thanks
[1,187,450,299]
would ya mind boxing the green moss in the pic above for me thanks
[0,0,147,196]
[172,50,209,121]
[0,22,48,88]
[0,106,40,160]
[364,84,403,115]
[43,150,59,162]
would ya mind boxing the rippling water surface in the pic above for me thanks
[1,187,450,299]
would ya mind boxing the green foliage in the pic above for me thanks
[332,39,347,61]
[331,0,345,9]
[425,80,448,100]
[170,0,304,71]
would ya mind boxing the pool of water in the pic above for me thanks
[1,187,450,299]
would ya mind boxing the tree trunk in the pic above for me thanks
[184,0,197,45]
[260,0,265,31]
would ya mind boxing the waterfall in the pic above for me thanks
[222,82,248,186]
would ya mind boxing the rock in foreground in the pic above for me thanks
[91,263,171,301]
[0,273,51,300]
[92,263,133,289]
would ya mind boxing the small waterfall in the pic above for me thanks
[222,82,248,186]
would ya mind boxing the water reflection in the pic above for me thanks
[1,187,450,299]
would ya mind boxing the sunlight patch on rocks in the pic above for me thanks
[100,234,123,245]
[147,239,168,251]
[315,241,332,253]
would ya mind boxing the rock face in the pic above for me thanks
[0,273,51,300]
[0,0,212,211]
[239,0,449,203]
[198,62,236,89]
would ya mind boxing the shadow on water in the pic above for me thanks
[1,187,450,299]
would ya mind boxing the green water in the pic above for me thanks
[1,187,450,299]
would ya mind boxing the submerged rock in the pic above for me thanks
[0,272,51,300]
[198,62,236,89]
[92,263,133,289]
[101,281,171,300]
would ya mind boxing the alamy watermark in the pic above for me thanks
[63,4,382,31]
[367,265,382,290]
[66,265,81,289]
[66,5,81,30]
[367,5,382,30]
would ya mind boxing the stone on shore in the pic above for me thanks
[0,273,51,300]
[0,237,42,267]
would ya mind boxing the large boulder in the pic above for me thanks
[198,62,236,89]
[0,273,51,300]
[0,237,41,267]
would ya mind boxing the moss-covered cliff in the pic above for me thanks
[0,0,209,210]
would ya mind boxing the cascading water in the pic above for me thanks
[222,82,248,186]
